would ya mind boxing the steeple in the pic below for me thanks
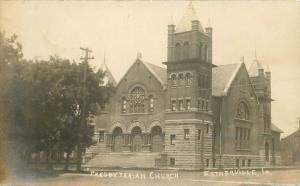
[99,52,117,86]
[175,1,204,33]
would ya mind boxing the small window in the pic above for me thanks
[247,129,250,140]
[201,100,205,110]
[186,73,192,86]
[99,131,105,143]
[236,159,239,167]
[184,129,190,139]
[197,129,202,140]
[171,74,177,86]
[205,100,209,111]
[206,124,209,134]
[121,97,127,113]
[170,158,175,167]
[206,159,210,168]
[247,159,251,167]
[171,100,177,111]
[149,95,154,112]
[179,100,184,111]
[186,99,191,110]
[179,74,184,86]
[170,134,176,145]
[198,100,201,111]
[213,159,216,168]
[242,159,245,167]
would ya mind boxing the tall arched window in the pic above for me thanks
[129,87,145,113]
[186,72,192,86]
[236,102,250,120]
[171,74,177,86]
[199,43,202,59]
[149,95,154,112]
[205,45,208,62]
[121,97,127,113]
[183,41,189,59]
[202,45,206,61]
[175,43,181,61]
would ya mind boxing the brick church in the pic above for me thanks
[84,3,282,170]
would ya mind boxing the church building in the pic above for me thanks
[83,3,282,170]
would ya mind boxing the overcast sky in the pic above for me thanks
[1,1,299,137]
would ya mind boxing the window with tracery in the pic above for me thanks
[236,102,250,120]
[129,87,145,113]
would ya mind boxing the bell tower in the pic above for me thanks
[163,2,216,170]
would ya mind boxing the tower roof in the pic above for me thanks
[99,62,117,86]
[248,59,264,77]
[175,2,204,33]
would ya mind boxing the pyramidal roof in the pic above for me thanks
[175,2,204,33]
[99,62,117,86]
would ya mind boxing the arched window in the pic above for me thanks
[183,41,189,59]
[202,45,206,61]
[149,95,154,112]
[178,73,184,86]
[199,43,202,59]
[121,97,127,113]
[236,102,250,120]
[171,100,176,111]
[129,87,145,113]
[171,74,177,86]
[186,72,192,86]
[175,43,181,61]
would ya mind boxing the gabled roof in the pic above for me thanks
[144,62,167,85]
[212,63,242,97]
[271,123,284,133]
[175,2,204,33]
[115,59,167,89]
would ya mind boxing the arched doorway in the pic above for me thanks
[112,127,123,152]
[151,126,163,152]
[265,142,269,161]
[131,126,142,152]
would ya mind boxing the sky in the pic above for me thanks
[1,1,300,137]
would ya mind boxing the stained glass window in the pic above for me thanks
[129,87,145,113]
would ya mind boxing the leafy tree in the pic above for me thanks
[0,31,114,172]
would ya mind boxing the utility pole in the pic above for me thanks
[77,47,94,172]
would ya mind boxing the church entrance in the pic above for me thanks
[151,126,163,152]
[112,127,123,152]
[131,126,142,152]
